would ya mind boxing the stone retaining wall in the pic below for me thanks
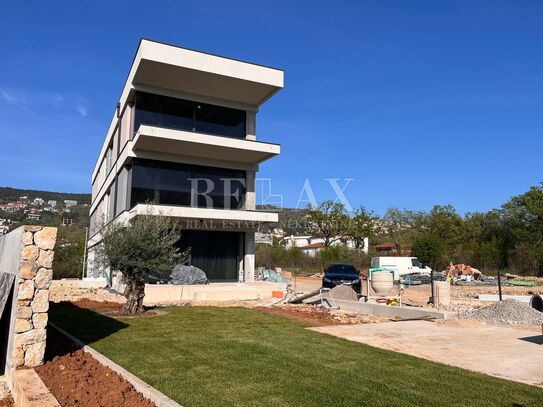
[12,226,57,368]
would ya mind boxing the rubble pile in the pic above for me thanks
[460,299,543,325]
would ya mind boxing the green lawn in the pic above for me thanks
[50,305,543,407]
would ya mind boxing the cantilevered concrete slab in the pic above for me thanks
[129,204,279,225]
[126,39,284,108]
[133,125,280,165]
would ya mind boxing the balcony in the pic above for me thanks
[132,125,280,165]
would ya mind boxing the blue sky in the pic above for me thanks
[1,1,542,214]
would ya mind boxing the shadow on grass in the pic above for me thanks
[46,302,129,360]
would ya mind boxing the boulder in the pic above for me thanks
[169,265,209,285]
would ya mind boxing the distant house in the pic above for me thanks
[33,198,45,206]
[282,235,312,248]
[298,242,325,257]
[27,213,41,221]
[0,202,26,213]
[47,200,57,207]
[374,241,410,256]
[64,200,78,207]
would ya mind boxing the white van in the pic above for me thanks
[370,257,432,280]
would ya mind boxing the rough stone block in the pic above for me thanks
[22,231,34,245]
[17,280,35,300]
[32,312,48,329]
[35,268,53,289]
[34,227,57,250]
[16,305,33,319]
[37,250,55,268]
[14,328,47,348]
[21,245,39,262]
[31,290,49,313]
[19,261,38,279]
[14,318,33,333]
[24,341,46,367]
[24,225,42,232]
[12,346,24,368]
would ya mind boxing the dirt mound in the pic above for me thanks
[36,328,155,407]
[460,299,543,325]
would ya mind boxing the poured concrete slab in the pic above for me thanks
[310,321,543,387]
[332,299,453,320]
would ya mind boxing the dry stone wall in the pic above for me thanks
[12,226,57,368]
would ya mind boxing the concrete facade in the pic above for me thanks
[87,39,283,283]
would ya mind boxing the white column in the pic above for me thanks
[244,232,255,282]
[245,171,256,210]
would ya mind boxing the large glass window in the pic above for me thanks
[134,92,193,132]
[134,92,246,138]
[195,102,246,138]
[130,159,246,210]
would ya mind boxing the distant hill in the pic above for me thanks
[0,187,91,205]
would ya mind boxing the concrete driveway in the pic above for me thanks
[310,321,543,387]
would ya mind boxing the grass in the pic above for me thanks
[50,305,543,407]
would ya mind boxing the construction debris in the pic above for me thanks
[460,299,543,325]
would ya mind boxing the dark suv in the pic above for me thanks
[322,263,361,294]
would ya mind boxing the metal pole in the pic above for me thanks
[497,269,503,301]
[430,268,435,305]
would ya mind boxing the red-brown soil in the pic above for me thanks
[0,397,13,407]
[35,327,155,407]
[63,299,124,310]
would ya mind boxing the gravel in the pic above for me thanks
[460,299,543,325]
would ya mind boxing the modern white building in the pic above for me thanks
[64,200,78,207]
[87,39,283,283]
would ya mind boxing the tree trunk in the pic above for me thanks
[123,277,146,315]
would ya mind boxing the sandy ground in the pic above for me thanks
[310,321,543,387]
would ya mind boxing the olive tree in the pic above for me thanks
[306,201,349,247]
[348,206,380,251]
[97,214,188,315]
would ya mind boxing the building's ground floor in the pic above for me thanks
[86,227,257,284]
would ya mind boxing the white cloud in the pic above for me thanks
[0,87,28,109]
[0,85,89,118]
[76,106,88,117]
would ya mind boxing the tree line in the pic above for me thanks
[258,182,543,276]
